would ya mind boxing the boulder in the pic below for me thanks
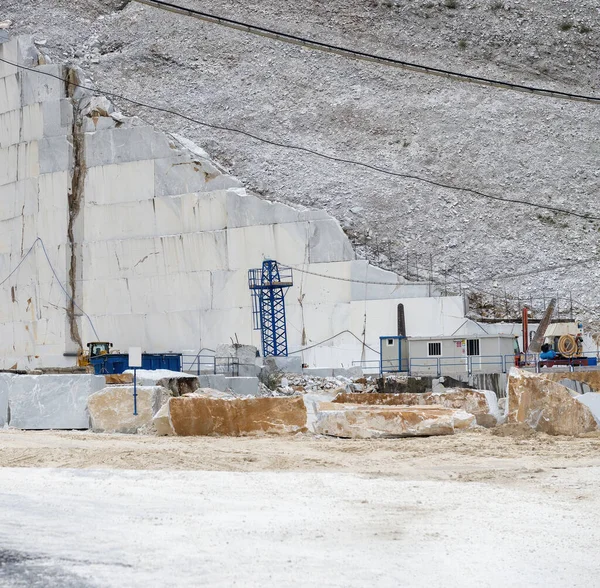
[104,373,134,385]
[506,368,598,435]
[87,386,170,433]
[314,403,475,438]
[333,388,500,427]
[8,374,105,429]
[167,395,307,436]
[124,369,199,396]
[152,402,174,436]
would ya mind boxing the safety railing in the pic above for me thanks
[181,354,240,377]
[351,359,382,374]
[403,353,600,377]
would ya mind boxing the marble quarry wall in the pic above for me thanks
[0,36,469,369]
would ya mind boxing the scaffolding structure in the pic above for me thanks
[248,260,293,357]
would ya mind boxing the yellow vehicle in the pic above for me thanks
[77,341,113,367]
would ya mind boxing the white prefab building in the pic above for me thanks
[405,334,517,376]
[0,36,479,370]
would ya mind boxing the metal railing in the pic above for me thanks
[181,354,240,377]
[401,353,600,377]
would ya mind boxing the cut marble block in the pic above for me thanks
[315,403,475,438]
[8,374,106,429]
[507,368,598,435]
[168,395,307,436]
[0,373,12,426]
[87,385,170,434]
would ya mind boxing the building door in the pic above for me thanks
[466,338,481,371]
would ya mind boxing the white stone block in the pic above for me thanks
[20,65,65,106]
[154,153,241,197]
[0,144,18,186]
[0,373,11,426]
[41,99,73,137]
[20,103,44,143]
[85,159,155,205]
[0,75,20,114]
[226,191,320,228]
[84,125,175,168]
[308,219,355,263]
[227,225,276,270]
[0,108,19,147]
[0,39,18,79]
[8,374,106,429]
[38,171,69,213]
[38,135,71,173]
[17,141,39,180]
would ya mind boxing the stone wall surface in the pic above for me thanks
[0,35,471,371]
[7,373,105,429]
[506,368,598,436]
[167,395,307,436]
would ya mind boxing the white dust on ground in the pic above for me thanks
[1,430,600,586]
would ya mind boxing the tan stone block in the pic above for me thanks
[168,396,307,436]
[87,385,169,433]
[333,389,498,427]
[506,368,598,436]
[104,373,134,385]
[315,403,474,438]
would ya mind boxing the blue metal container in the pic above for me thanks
[89,353,182,375]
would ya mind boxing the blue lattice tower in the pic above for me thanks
[248,260,293,357]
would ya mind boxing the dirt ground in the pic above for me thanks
[2,428,599,488]
[2,428,600,587]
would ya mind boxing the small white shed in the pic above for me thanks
[406,334,517,376]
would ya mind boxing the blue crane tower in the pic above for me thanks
[248,260,293,357]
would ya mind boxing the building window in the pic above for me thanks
[386,338,395,346]
[466,339,480,356]
[428,342,442,357]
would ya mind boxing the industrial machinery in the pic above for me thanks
[77,341,113,367]
[248,260,293,357]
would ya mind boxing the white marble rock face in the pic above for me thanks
[8,374,106,429]
[0,373,12,426]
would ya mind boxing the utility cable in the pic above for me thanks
[0,237,100,340]
[2,56,599,223]
[135,0,600,105]
[288,329,380,355]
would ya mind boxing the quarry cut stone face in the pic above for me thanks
[0,35,474,374]
[168,395,307,436]
[333,389,499,427]
[87,385,169,434]
[0,373,11,427]
[507,368,598,436]
[315,403,475,438]
[8,374,105,429]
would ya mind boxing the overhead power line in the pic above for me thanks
[0,237,100,340]
[134,0,600,106]
[2,56,599,223]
